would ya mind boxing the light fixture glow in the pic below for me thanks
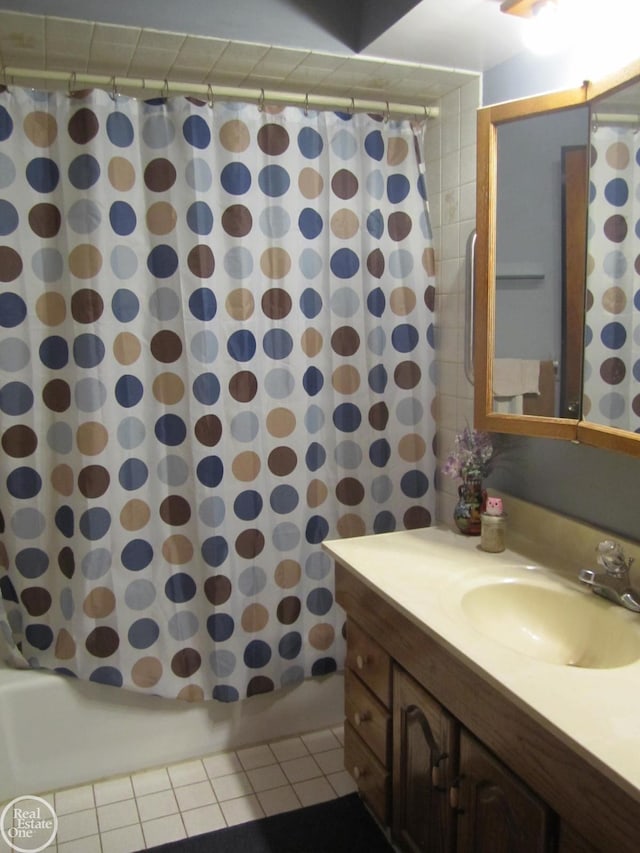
[522,1,567,56]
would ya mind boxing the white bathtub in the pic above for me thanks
[0,663,344,802]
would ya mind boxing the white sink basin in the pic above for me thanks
[460,579,640,668]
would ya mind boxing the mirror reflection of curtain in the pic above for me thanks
[584,124,640,430]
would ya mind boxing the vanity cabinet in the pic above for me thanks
[335,559,639,853]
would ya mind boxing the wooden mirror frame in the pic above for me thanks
[474,58,640,456]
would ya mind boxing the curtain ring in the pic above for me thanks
[161,79,169,100]
[384,101,390,123]
[68,71,77,97]
[109,75,118,102]
[304,93,309,117]
[349,96,355,115]
[207,84,214,109]
[258,88,265,112]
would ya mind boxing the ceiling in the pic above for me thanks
[0,0,529,106]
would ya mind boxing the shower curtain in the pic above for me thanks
[584,124,640,431]
[0,86,436,701]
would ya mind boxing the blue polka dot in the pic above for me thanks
[228,330,256,361]
[0,200,18,235]
[387,174,410,203]
[73,334,105,368]
[306,515,329,544]
[369,438,391,467]
[244,640,272,668]
[299,207,323,239]
[68,154,100,190]
[221,162,251,195]
[417,174,427,201]
[79,507,111,540]
[147,244,179,278]
[392,324,419,353]
[0,293,26,327]
[121,539,153,570]
[165,573,197,603]
[302,366,324,396]
[367,287,386,317]
[311,658,337,676]
[187,201,214,235]
[306,442,326,471]
[128,618,160,648]
[89,667,123,687]
[115,375,144,407]
[0,381,33,415]
[365,130,384,161]
[25,624,54,651]
[192,372,220,405]
[374,511,396,533]
[202,535,228,567]
[39,336,69,370]
[330,248,360,279]
[298,127,324,158]
[258,165,290,197]
[426,323,435,349]
[604,178,629,207]
[0,576,17,602]
[263,329,293,360]
[155,414,186,446]
[109,201,136,236]
[279,632,302,659]
[197,456,224,488]
[333,403,361,432]
[26,158,60,193]
[213,685,239,702]
[106,112,134,147]
[300,288,322,318]
[306,587,333,615]
[7,467,42,499]
[366,209,384,239]
[119,458,149,490]
[15,548,49,578]
[234,490,263,521]
[601,322,626,349]
[183,114,211,149]
[270,484,299,514]
[112,289,139,322]
[299,248,323,279]
[368,364,388,393]
[207,612,234,641]
[401,470,429,499]
[189,287,217,321]
[0,106,14,141]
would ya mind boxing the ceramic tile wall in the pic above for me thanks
[426,78,481,524]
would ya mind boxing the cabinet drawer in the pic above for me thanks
[345,667,391,768]
[346,619,391,708]
[344,721,390,827]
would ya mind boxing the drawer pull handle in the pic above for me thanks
[355,654,367,670]
[353,764,367,781]
[354,710,371,727]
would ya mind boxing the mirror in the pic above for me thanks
[475,58,640,456]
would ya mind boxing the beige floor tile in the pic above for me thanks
[174,780,216,812]
[301,729,341,754]
[293,776,337,807]
[142,813,186,848]
[55,784,95,815]
[257,784,302,816]
[93,776,135,807]
[131,766,172,797]
[97,798,139,832]
[167,759,208,788]
[182,803,226,837]
[136,788,179,823]
[237,743,276,770]
[247,763,288,793]
[56,807,100,844]
[100,822,146,853]
[313,747,345,775]
[327,769,358,797]
[268,736,309,762]
[57,833,102,853]
[220,793,264,826]
[210,770,253,802]
[203,751,242,779]
[281,755,323,784]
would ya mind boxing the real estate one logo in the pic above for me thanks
[0,796,58,852]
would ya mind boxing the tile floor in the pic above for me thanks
[1,725,356,853]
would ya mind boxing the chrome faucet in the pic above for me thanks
[578,540,640,613]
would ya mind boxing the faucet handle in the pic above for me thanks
[596,540,633,577]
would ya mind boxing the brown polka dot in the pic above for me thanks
[388,211,412,241]
[336,513,366,538]
[232,451,261,481]
[331,169,358,199]
[144,158,177,192]
[171,648,201,678]
[600,357,625,385]
[51,464,74,496]
[274,560,301,589]
[387,136,409,165]
[162,535,194,564]
[582,394,591,417]
[229,371,257,402]
[606,141,630,169]
[299,167,323,199]
[602,286,626,314]
[36,292,66,325]
[150,330,183,363]
[241,603,269,632]
[336,477,364,506]
[266,407,296,437]
[132,657,163,688]
[120,499,151,531]
[195,415,222,446]
[268,446,297,476]
[55,628,76,660]
[425,285,435,312]
[309,624,334,650]
[367,249,385,278]
[160,495,192,526]
[76,422,108,455]
[398,433,426,462]
[222,204,253,237]
[260,248,291,280]
[78,465,110,498]
[83,587,116,618]
[58,547,75,578]
[276,596,301,625]
[0,543,6,569]
[68,108,99,144]
[71,288,104,323]
[301,328,323,357]
[257,123,289,155]
[86,626,119,658]
[69,244,102,279]
[330,208,359,239]
[404,506,431,529]
[585,289,594,312]
[219,120,250,152]
[177,684,204,702]
[2,425,37,457]
[604,214,627,243]
[247,676,274,697]
[633,395,640,418]
[369,401,389,430]
[113,332,141,365]
[0,247,22,282]
[204,574,232,605]
[331,327,360,357]
[188,245,215,278]
[108,157,136,191]
[21,587,52,617]
[23,111,57,147]
[235,529,265,559]
[394,361,421,389]
[332,364,360,394]
[307,479,328,508]
[152,372,184,404]
[226,288,254,320]
[29,203,61,238]
[146,201,177,235]
[422,248,436,277]
[261,288,292,320]
[390,287,416,315]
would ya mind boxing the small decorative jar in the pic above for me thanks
[453,477,486,536]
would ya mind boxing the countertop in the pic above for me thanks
[323,518,640,803]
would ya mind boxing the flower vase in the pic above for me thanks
[453,477,486,536]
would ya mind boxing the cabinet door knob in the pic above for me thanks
[353,765,366,781]
[355,654,367,670]
[354,710,371,727]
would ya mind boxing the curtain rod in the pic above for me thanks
[592,112,640,127]
[1,66,439,120]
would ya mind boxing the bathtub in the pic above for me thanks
[0,663,344,802]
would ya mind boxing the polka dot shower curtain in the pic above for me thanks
[0,86,436,702]
[584,124,640,431]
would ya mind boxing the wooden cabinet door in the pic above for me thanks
[455,730,552,853]
[393,668,457,853]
